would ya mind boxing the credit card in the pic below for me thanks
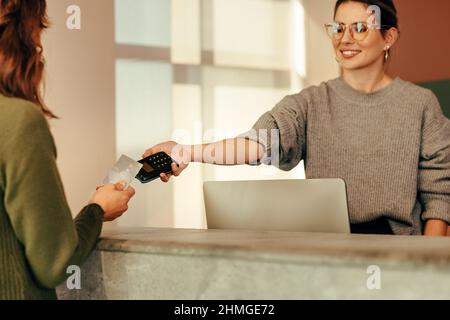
[103,154,143,189]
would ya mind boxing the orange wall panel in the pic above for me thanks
[387,0,450,83]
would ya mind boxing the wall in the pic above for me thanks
[303,0,341,87]
[388,0,450,83]
[41,0,339,229]
[112,0,339,229]
[43,0,116,218]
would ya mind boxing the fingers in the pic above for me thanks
[142,142,175,159]
[114,181,127,191]
[143,146,162,158]
[159,163,181,181]
[142,148,154,158]
[171,162,181,177]
[126,186,136,198]
[115,182,135,200]
[160,173,171,183]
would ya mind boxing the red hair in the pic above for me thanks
[0,0,56,118]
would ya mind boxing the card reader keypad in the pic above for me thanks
[151,153,172,170]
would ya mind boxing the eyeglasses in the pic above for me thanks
[324,21,390,42]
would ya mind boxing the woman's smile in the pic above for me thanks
[340,49,362,58]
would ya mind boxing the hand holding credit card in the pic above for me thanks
[103,153,179,188]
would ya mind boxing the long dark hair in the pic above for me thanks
[0,0,56,118]
[334,0,399,37]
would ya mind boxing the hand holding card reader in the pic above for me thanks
[135,152,179,183]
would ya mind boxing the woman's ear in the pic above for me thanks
[385,27,400,48]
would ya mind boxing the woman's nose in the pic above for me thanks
[341,27,354,43]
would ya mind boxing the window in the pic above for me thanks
[114,0,338,228]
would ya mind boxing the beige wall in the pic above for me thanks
[40,0,338,229]
[303,0,341,86]
[43,0,116,216]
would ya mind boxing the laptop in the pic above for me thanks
[203,179,350,234]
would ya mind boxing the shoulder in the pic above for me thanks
[279,81,331,114]
[0,96,53,154]
[394,80,448,130]
[0,95,50,132]
[270,80,338,118]
[394,78,442,111]
[290,81,331,104]
[397,78,437,99]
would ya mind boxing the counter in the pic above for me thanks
[57,228,450,299]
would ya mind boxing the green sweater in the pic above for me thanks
[0,95,104,300]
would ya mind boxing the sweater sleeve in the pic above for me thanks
[2,105,104,289]
[238,94,308,171]
[418,92,450,224]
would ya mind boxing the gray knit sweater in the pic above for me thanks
[247,77,450,235]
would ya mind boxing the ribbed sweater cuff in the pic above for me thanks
[74,203,104,236]
[421,198,450,224]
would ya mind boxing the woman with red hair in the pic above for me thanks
[0,0,135,299]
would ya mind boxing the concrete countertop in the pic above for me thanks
[58,228,450,299]
[98,228,450,265]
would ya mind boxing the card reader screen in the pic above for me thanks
[141,162,155,173]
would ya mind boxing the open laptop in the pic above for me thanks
[203,179,350,234]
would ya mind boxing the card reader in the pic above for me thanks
[135,152,179,183]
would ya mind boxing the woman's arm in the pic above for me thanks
[1,105,134,288]
[418,92,450,236]
[143,95,308,181]
[189,138,265,165]
[142,138,265,182]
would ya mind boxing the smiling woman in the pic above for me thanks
[330,0,400,92]
[143,0,450,237]
[328,0,449,236]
